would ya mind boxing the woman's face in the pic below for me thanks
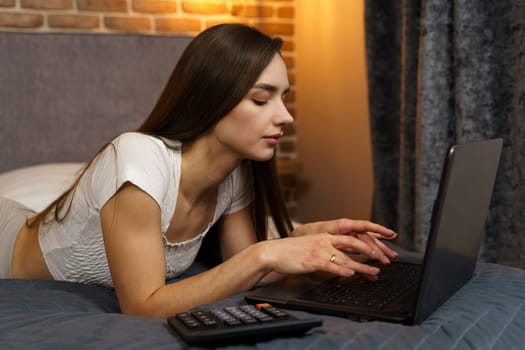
[213,53,294,161]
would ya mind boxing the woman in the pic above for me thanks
[2,24,398,318]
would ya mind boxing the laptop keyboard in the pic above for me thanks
[299,262,421,310]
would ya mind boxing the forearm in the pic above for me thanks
[117,219,399,318]
[130,242,271,318]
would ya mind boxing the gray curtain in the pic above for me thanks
[365,0,525,268]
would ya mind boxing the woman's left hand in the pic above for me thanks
[290,218,399,264]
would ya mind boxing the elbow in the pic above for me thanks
[118,296,173,319]
[120,303,164,318]
[117,288,195,319]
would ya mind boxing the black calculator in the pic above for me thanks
[167,303,322,346]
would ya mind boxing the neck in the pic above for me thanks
[180,136,241,202]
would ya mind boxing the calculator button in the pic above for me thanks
[224,318,243,327]
[256,315,274,322]
[224,306,258,324]
[240,305,273,322]
[176,313,201,328]
[240,316,258,324]
[210,309,231,320]
[191,311,217,327]
[258,305,289,319]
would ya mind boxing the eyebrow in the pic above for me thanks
[253,83,290,95]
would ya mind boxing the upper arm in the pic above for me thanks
[100,182,166,315]
[91,133,171,212]
[217,205,258,260]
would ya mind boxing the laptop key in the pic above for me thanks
[301,262,420,309]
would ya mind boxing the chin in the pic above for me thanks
[249,150,276,162]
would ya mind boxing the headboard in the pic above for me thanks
[0,32,192,173]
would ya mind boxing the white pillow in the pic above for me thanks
[0,163,303,233]
[0,163,84,212]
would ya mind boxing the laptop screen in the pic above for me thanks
[413,139,502,323]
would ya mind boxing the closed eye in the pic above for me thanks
[252,99,268,106]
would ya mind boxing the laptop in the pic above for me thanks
[246,138,503,325]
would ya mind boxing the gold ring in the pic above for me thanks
[330,254,337,263]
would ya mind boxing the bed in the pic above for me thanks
[1,31,525,350]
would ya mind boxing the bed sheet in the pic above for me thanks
[1,262,524,350]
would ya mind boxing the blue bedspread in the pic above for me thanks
[1,263,524,349]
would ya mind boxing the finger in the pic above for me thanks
[359,271,380,281]
[322,257,356,278]
[328,219,397,239]
[356,233,392,264]
[345,220,397,238]
[369,235,399,259]
[331,233,394,265]
[331,235,382,262]
[293,220,359,236]
[367,231,398,240]
[292,219,397,241]
[334,254,381,276]
[322,252,380,278]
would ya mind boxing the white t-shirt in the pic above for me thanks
[38,132,253,287]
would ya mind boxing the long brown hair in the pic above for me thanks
[32,23,293,240]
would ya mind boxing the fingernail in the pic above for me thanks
[346,270,355,277]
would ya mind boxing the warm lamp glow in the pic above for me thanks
[295,0,373,221]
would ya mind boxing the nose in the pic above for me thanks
[275,100,294,126]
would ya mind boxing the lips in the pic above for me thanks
[263,132,283,145]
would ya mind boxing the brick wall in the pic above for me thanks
[0,0,299,216]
